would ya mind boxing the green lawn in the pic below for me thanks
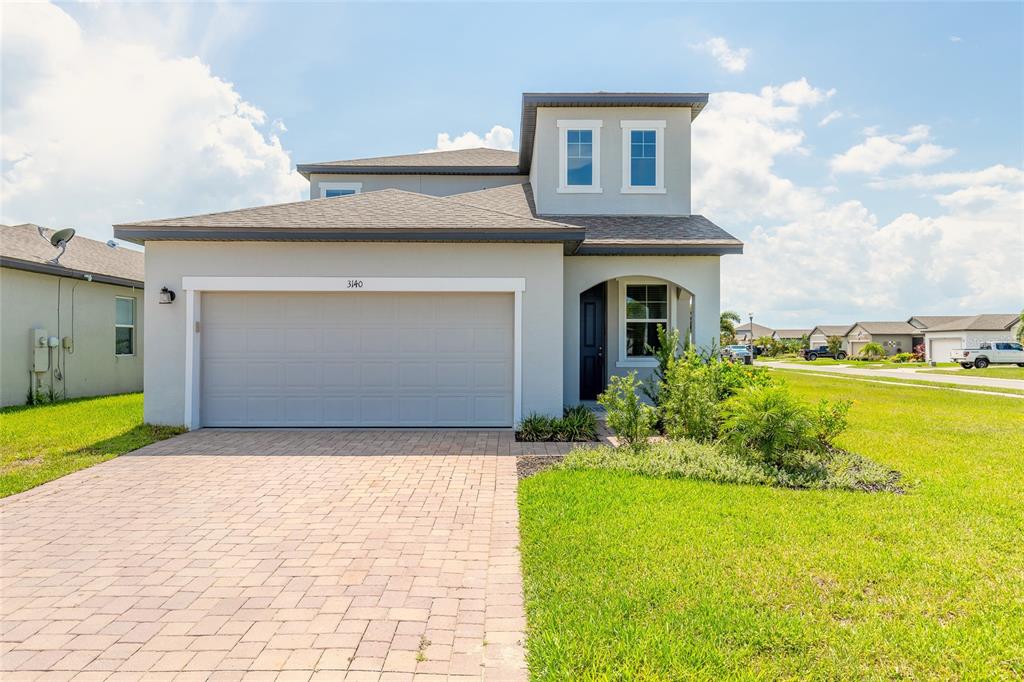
[770,367,1024,397]
[518,373,1024,679]
[923,366,1024,380]
[0,393,183,498]
[773,357,959,370]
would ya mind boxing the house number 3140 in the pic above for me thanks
[347,279,364,289]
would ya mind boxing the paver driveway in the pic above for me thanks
[1,436,531,681]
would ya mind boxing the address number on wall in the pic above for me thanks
[347,279,364,289]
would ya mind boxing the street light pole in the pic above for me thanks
[748,312,754,364]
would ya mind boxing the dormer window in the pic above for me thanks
[557,120,602,193]
[621,121,666,194]
[320,182,363,198]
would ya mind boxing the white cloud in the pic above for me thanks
[830,125,955,174]
[693,80,1022,325]
[1,2,306,241]
[693,37,751,73]
[818,111,843,127]
[422,125,515,153]
[950,36,963,43]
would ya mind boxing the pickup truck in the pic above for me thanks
[800,345,848,361]
[953,342,1024,369]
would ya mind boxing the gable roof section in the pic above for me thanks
[907,315,968,329]
[448,183,741,255]
[848,321,919,335]
[774,329,812,338]
[810,325,853,337]
[735,322,775,338]
[925,314,1020,332]
[1,223,144,287]
[113,189,585,251]
[297,148,522,177]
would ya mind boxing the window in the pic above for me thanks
[620,120,666,193]
[115,297,135,356]
[557,120,602,193]
[319,182,362,198]
[624,284,668,358]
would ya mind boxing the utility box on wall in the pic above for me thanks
[31,328,49,372]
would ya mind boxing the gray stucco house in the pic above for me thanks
[114,92,742,429]
[1,224,144,406]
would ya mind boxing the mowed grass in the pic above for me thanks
[0,393,183,497]
[924,366,1024,380]
[518,373,1024,679]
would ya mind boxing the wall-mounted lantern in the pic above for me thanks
[159,287,176,304]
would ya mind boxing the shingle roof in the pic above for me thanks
[448,183,742,254]
[113,189,584,248]
[850,321,919,335]
[811,325,853,336]
[736,322,775,338]
[297,148,521,177]
[925,314,1020,332]
[1,223,144,286]
[908,315,969,329]
[774,329,812,339]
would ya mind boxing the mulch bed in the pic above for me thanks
[516,455,565,480]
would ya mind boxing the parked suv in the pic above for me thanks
[799,345,848,361]
[953,342,1024,369]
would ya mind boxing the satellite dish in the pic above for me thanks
[41,227,76,265]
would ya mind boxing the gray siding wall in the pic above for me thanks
[530,106,692,216]
[0,268,144,406]
[309,174,527,199]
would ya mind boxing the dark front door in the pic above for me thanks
[579,283,607,400]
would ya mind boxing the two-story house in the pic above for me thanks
[115,92,742,429]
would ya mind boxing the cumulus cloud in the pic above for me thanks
[422,125,515,153]
[818,111,843,127]
[695,80,1022,325]
[830,125,955,174]
[693,37,751,73]
[1,2,306,241]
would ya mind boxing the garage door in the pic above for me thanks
[847,341,865,357]
[929,337,962,363]
[200,292,514,427]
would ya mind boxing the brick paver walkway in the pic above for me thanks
[1,444,532,680]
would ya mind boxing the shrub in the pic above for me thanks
[598,371,657,451]
[812,399,852,448]
[890,352,916,363]
[912,343,926,362]
[518,413,555,442]
[661,359,720,442]
[722,385,817,465]
[641,325,683,406]
[857,342,886,360]
[557,405,598,442]
[826,336,844,357]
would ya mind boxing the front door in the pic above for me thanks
[579,283,607,400]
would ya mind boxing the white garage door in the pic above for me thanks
[929,337,962,363]
[200,292,514,427]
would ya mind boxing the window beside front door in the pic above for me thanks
[624,283,668,358]
[115,296,135,356]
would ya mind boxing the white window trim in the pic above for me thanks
[557,120,603,194]
[621,120,666,194]
[616,278,674,368]
[319,181,363,198]
[114,296,136,357]
[180,277,525,432]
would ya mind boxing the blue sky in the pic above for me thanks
[4,2,1022,326]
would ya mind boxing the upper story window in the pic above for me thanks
[115,296,135,356]
[319,182,363,198]
[557,120,602,193]
[620,120,666,194]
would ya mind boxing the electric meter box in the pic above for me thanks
[32,328,49,372]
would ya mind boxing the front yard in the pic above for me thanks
[923,366,1024,380]
[518,372,1024,679]
[0,393,183,498]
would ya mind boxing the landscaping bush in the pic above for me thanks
[597,371,656,451]
[812,398,852,448]
[661,358,720,442]
[890,352,917,363]
[722,385,817,466]
[518,406,598,442]
[856,342,886,360]
[912,343,926,361]
[640,325,683,406]
[826,335,844,357]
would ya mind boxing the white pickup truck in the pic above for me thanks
[952,342,1024,369]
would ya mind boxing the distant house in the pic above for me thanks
[844,321,921,356]
[808,325,852,349]
[0,224,145,406]
[921,314,1021,362]
[735,322,776,343]
[774,328,812,342]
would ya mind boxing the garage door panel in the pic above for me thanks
[201,292,514,427]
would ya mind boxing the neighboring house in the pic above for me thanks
[808,325,852,349]
[774,328,811,342]
[921,314,1021,362]
[844,321,921,356]
[735,322,775,343]
[0,224,145,406]
[114,91,742,429]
